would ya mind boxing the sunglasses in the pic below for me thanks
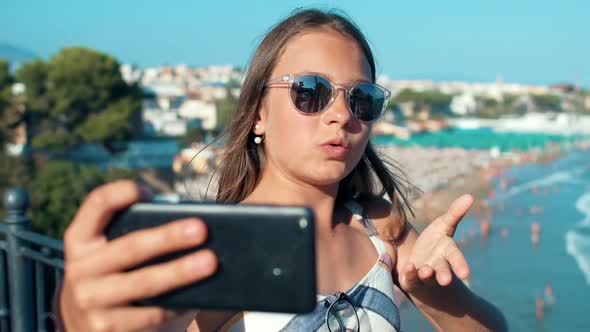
[265,73,391,123]
[324,292,360,332]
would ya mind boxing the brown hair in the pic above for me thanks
[211,8,416,242]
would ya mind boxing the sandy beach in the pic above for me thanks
[395,142,590,331]
[378,140,582,231]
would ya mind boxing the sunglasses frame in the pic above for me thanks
[265,73,391,123]
[324,292,361,332]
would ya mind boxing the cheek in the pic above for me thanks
[265,96,315,155]
[349,135,369,166]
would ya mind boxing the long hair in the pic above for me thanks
[212,8,417,241]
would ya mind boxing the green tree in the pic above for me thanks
[1,49,146,238]
[0,154,34,193]
[30,160,137,238]
[76,95,141,142]
[177,126,205,147]
[15,47,143,152]
[0,153,35,221]
[531,93,562,112]
[15,59,49,112]
[474,97,500,118]
[502,93,517,109]
[216,89,238,129]
[0,59,12,88]
[0,59,15,147]
[393,89,453,119]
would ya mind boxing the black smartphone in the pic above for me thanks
[104,202,317,314]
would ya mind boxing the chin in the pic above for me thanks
[307,166,351,186]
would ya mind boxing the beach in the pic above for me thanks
[396,145,590,331]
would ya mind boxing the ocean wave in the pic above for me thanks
[491,167,586,203]
[566,191,590,285]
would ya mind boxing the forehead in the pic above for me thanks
[271,29,372,84]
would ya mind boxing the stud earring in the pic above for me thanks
[254,124,263,144]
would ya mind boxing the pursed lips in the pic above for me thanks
[320,138,349,149]
[320,138,350,158]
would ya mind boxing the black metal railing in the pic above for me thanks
[1,188,64,332]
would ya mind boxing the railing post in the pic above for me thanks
[3,188,35,332]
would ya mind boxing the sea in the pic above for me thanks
[399,146,590,331]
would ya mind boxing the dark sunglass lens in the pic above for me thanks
[291,75,332,114]
[349,83,386,122]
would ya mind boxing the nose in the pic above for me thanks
[322,87,352,126]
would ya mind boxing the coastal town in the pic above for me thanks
[4,62,590,206]
[4,61,590,205]
[108,64,590,199]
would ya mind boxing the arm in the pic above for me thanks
[395,227,508,331]
[365,195,507,331]
[58,181,218,332]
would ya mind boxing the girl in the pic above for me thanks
[57,8,507,332]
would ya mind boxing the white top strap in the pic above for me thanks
[344,200,388,255]
[344,200,377,236]
[369,236,388,255]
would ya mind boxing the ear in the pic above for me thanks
[253,99,268,135]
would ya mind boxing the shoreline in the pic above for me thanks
[403,141,577,231]
[387,139,590,314]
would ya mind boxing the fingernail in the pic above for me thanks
[184,223,200,238]
[191,251,216,273]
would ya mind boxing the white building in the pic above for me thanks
[120,64,142,84]
[178,99,217,130]
[450,93,477,115]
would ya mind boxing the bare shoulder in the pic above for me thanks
[361,195,394,222]
[359,196,403,255]
[360,195,419,274]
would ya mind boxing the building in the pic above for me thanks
[450,93,477,115]
[178,99,217,131]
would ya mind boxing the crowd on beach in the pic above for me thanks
[174,144,495,202]
[375,145,493,194]
[175,138,589,202]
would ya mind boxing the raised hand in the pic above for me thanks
[399,194,473,293]
[59,180,217,332]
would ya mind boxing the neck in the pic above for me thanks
[241,167,341,234]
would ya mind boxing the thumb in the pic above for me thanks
[437,194,474,237]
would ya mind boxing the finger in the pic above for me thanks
[438,194,474,237]
[433,258,452,286]
[401,262,420,292]
[445,243,470,280]
[86,306,170,332]
[65,180,151,259]
[417,265,434,281]
[417,265,440,288]
[69,219,207,279]
[75,249,217,309]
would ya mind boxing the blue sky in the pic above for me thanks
[2,0,589,87]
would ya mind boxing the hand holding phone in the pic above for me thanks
[59,181,218,332]
[105,200,317,314]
